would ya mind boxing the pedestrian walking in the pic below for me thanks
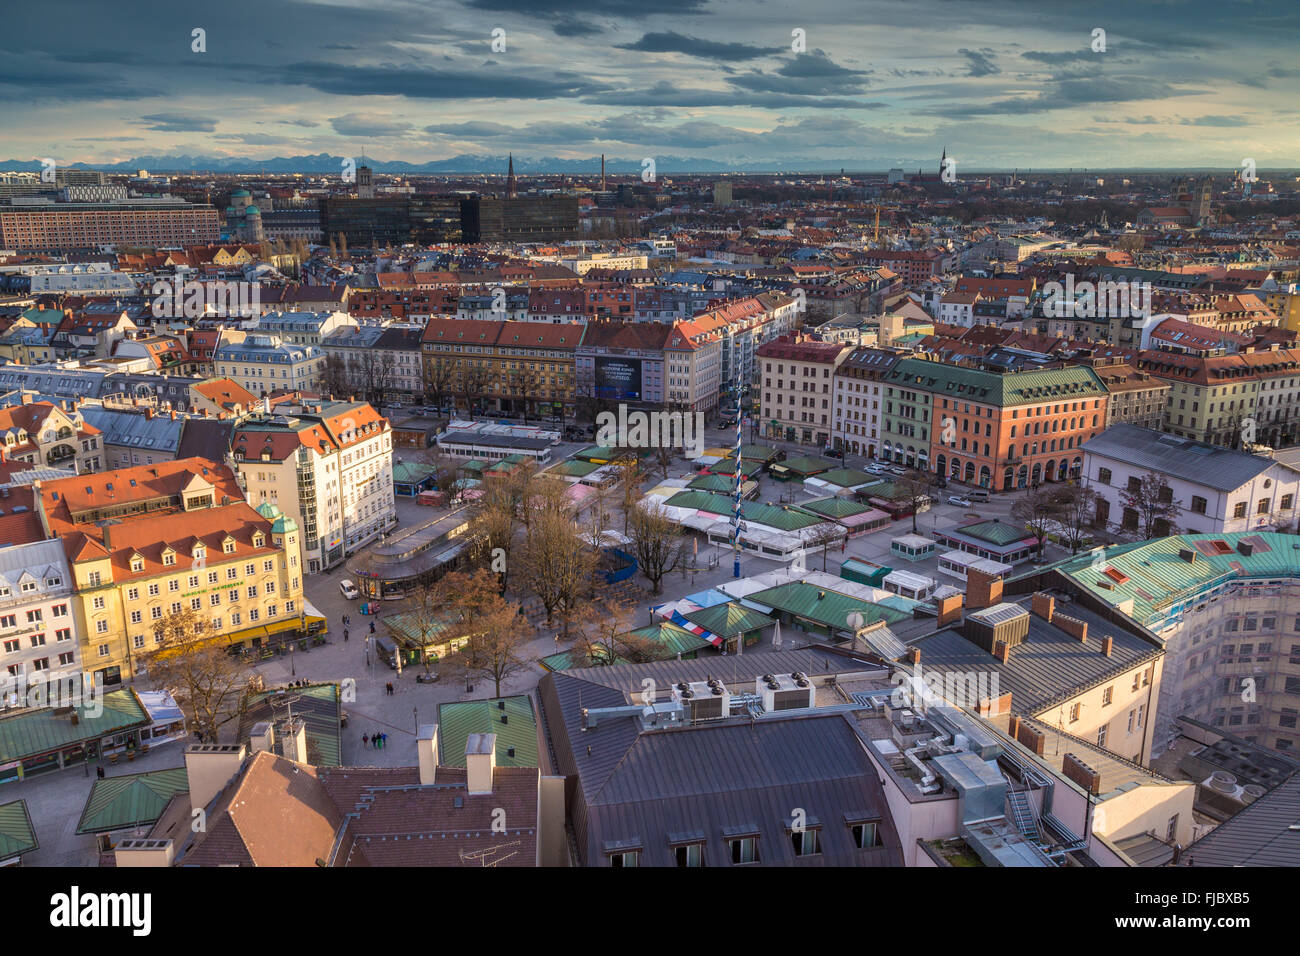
[363,734,369,748]
[344,629,349,642]
[380,733,387,749]
[370,621,376,634]
[96,765,105,779]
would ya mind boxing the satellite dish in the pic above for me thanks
[848,612,865,632]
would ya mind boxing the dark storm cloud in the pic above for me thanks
[141,113,217,132]
[329,114,416,137]
[924,74,1203,117]
[275,61,614,100]
[728,50,872,97]
[585,80,875,110]
[552,17,605,37]
[958,49,1000,77]
[462,0,708,17]
[617,31,781,61]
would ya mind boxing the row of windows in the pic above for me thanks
[608,822,880,867]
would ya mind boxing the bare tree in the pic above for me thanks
[1119,470,1181,538]
[895,468,935,534]
[467,468,526,590]
[807,522,848,572]
[423,357,455,413]
[438,569,534,697]
[629,500,686,595]
[1011,485,1064,560]
[458,360,491,416]
[401,580,450,672]
[1052,485,1098,554]
[141,606,255,742]
[517,505,598,638]
[571,600,659,665]
[615,454,642,534]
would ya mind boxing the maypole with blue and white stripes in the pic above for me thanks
[732,387,743,577]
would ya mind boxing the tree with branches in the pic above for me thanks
[570,600,659,666]
[1051,484,1098,555]
[517,505,598,638]
[895,468,936,534]
[141,606,256,743]
[1119,470,1181,538]
[1011,485,1064,560]
[629,500,686,595]
[437,569,534,698]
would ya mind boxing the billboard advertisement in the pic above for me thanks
[595,357,642,400]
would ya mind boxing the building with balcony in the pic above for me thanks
[0,399,101,473]
[0,540,80,712]
[229,400,395,574]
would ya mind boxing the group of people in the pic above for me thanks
[362,732,388,750]
[385,682,396,695]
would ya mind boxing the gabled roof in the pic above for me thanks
[1081,424,1279,491]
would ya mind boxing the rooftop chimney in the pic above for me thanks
[965,567,1003,611]
[1101,635,1113,657]
[114,838,175,868]
[465,732,496,795]
[184,743,247,813]
[906,647,921,665]
[417,724,440,786]
[1031,592,1055,623]
[280,717,308,763]
[249,721,274,754]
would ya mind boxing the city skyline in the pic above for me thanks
[1,0,1297,170]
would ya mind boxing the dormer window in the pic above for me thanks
[252,533,265,548]
[193,544,206,561]
[223,537,236,554]
[162,550,176,567]
[20,580,36,593]
[130,555,144,573]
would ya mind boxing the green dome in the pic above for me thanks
[243,204,261,216]
[271,514,297,534]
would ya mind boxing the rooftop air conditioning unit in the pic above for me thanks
[672,679,729,722]
[755,672,815,713]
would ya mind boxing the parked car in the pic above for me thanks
[947,495,973,507]
[822,444,841,458]
[339,579,360,600]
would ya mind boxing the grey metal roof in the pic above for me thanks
[1181,770,1300,867]
[80,406,183,453]
[539,651,902,867]
[1082,423,1281,492]
[910,600,1163,715]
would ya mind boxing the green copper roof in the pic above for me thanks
[1058,531,1300,627]
[709,458,765,478]
[551,459,602,478]
[776,455,835,476]
[683,602,773,637]
[0,799,37,860]
[392,461,439,484]
[688,473,744,493]
[814,468,876,488]
[662,489,827,531]
[627,620,713,656]
[437,696,538,768]
[76,768,190,835]
[239,684,342,767]
[797,496,874,519]
[539,648,629,671]
[887,357,1107,407]
[954,518,1035,546]
[0,688,149,764]
[748,581,910,630]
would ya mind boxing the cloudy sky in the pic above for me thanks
[2,0,1297,170]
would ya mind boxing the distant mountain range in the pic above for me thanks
[0,153,772,175]
[0,154,1285,176]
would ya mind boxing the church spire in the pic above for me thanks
[506,153,518,198]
